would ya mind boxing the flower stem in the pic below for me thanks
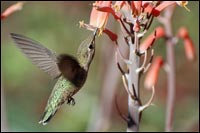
[158,5,176,132]
[126,33,141,132]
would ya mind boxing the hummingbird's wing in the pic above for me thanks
[10,33,61,79]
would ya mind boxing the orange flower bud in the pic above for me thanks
[184,38,196,61]
[155,27,165,39]
[177,27,189,39]
[144,56,164,89]
[140,26,165,52]
[1,2,24,20]
[177,27,196,61]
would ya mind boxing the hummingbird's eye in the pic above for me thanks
[88,44,94,50]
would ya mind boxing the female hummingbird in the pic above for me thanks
[10,29,98,125]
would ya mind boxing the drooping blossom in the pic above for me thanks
[139,26,165,52]
[144,56,164,89]
[177,27,196,61]
[1,2,24,20]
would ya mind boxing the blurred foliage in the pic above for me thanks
[1,1,199,132]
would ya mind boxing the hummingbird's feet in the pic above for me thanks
[67,97,75,106]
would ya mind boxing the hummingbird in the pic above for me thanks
[10,29,98,125]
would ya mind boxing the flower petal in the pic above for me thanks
[96,6,121,20]
[103,28,118,41]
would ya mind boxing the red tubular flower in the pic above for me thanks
[177,27,189,39]
[184,38,195,61]
[139,26,165,52]
[177,27,196,61]
[153,1,176,17]
[152,1,189,17]
[1,2,24,20]
[80,1,118,41]
[144,56,164,90]
[90,1,111,30]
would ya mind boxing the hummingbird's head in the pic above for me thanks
[77,29,98,71]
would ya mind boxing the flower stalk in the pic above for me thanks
[157,5,176,132]
[81,1,193,132]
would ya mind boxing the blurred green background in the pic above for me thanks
[1,1,199,132]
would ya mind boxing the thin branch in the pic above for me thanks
[134,31,139,54]
[136,50,147,73]
[146,15,154,30]
[119,18,131,35]
[115,50,126,75]
[139,86,155,112]
[115,94,129,122]
[139,30,157,55]
[122,75,135,99]
[143,49,154,73]
[115,41,133,65]
[117,62,125,75]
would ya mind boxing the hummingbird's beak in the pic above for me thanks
[88,28,98,48]
[91,28,99,42]
[93,28,99,36]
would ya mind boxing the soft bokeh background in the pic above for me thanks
[1,1,199,132]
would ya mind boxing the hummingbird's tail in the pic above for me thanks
[38,107,58,125]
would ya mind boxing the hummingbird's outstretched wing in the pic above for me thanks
[10,33,61,79]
